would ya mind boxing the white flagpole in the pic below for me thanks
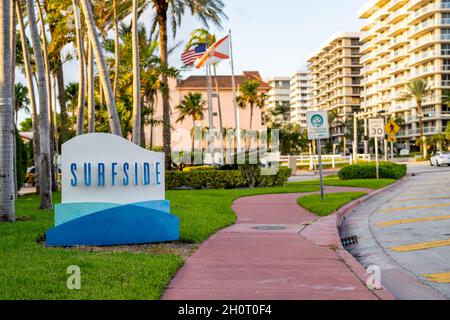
[206,65,215,164]
[229,29,241,153]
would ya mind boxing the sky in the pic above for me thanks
[16,0,368,123]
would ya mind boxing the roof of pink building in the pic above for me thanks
[176,71,271,90]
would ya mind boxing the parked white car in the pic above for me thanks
[430,151,450,166]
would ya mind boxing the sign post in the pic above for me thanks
[369,118,384,179]
[306,111,329,200]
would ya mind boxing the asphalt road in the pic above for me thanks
[341,164,450,300]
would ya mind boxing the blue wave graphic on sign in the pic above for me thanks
[46,201,179,247]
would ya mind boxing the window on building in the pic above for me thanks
[443,13,450,25]
[442,43,450,56]
[444,0,450,9]
[443,74,450,86]
[442,30,450,41]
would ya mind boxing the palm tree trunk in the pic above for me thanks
[417,100,427,158]
[131,0,141,145]
[112,0,119,99]
[36,0,57,192]
[10,0,17,196]
[79,0,122,136]
[87,42,95,133]
[52,74,59,155]
[250,103,254,130]
[26,0,52,209]
[16,0,40,194]
[156,5,171,169]
[73,0,85,135]
[149,95,155,149]
[0,0,15,221]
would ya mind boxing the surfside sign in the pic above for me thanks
[46,133,179,247]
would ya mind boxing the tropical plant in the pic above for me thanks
[267,102,291,128]
[14,83,30,125]
[149,0,227,169]
[237,79,267,130]
[103,22,179,145]
[277,124,309,155]
[175,92,206,155]
[79,0,122,136]
[401,79,430,158]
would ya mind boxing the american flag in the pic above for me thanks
[181,44,207,66]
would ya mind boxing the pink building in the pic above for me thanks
[147,71,271,151]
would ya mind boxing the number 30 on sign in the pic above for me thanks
[369,119,385,138]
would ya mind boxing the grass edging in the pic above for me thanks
[298,192,368,217]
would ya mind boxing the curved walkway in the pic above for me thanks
[163,186,391,300]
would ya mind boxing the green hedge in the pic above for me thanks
[338,162,407,180]
[182,165,217,172]
[166,167,291,190]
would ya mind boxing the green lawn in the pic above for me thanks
[297,175,396,190]
[0,182,319,300]
[298,192,367,217]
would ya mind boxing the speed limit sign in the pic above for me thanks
[369,119,385,138]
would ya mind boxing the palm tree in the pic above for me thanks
[131,0,141,145]
[0,0,15,221]
[79,0,122,136]
[87,42,95,133]
[15,83,30,125]
[26,0,53,209]
[237,79,266,130]
[176,92,206,155]
[402,79,430,158]
[16,0,40,193]
[72,0,86,135]
[150,0,227,169]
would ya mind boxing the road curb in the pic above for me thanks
[299,176,409,300]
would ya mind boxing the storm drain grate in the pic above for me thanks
[341,235,358,247]
[252,225,288,231]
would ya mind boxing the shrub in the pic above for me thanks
[182,165,217,172]
[166,167,291,190]
[338,162,407,180]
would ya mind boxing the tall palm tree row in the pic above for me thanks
[402,79,430,158]
[79,0,122,136]
[0,0,15,221]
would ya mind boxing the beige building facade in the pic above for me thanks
[266,77,292,125]
[307,33,363,146]
[147,71,271,151]
[359,0,450,149]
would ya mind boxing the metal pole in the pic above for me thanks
[390,141,394,161]
[383,113,388,162]
[353,114,357,163]
[229,29,241,153]
[318,138,324,200]
[375,137,379,179]
[206,65,215,164]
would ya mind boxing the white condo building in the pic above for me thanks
[266,77,292,124]
[290,71,313,128]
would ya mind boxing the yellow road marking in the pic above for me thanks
[390,239,450,252]
[423,272,450,283]
[392,196,450,202]
[376,215,450,227]
[378,203,450,213]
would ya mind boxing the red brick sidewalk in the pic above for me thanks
[162,187,394,300]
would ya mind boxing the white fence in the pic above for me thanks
[280,153,372,172]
